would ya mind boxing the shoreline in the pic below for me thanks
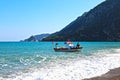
[84,67,120,80]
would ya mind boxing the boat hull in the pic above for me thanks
[54,47,83,52]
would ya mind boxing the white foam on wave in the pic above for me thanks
[1,48,120,80]
[19,55,47,66]
[113,48,120,53]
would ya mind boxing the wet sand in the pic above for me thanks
[84,67,120,80]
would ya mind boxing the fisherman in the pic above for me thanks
[55,43,58,48]
[76,42,80,48]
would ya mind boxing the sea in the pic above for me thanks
[0,42,120,80]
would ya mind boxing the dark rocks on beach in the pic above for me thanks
[43,0,120,41]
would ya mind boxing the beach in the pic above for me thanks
[84,67,120,80]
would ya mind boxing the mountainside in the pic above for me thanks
[24,33,50,42]
[43,0,120,41]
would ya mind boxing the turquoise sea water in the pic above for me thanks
[0,42,120,80]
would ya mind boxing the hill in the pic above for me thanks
[23,33,50,42]
[43,0,120,41]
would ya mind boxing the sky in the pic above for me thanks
[0,0,105,41]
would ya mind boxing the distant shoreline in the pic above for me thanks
[84,67,120,80]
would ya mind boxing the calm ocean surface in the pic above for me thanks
[0,42,120,80]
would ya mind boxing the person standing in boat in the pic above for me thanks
[76,42,80,48]
[55,43,58,48]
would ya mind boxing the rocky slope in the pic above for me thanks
[24,33,50,42]
[43,0,120,41]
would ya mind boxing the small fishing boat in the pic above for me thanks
[54,47,83,52]
[54,40,83,52]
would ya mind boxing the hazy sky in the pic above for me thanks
[0,0,105,41]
